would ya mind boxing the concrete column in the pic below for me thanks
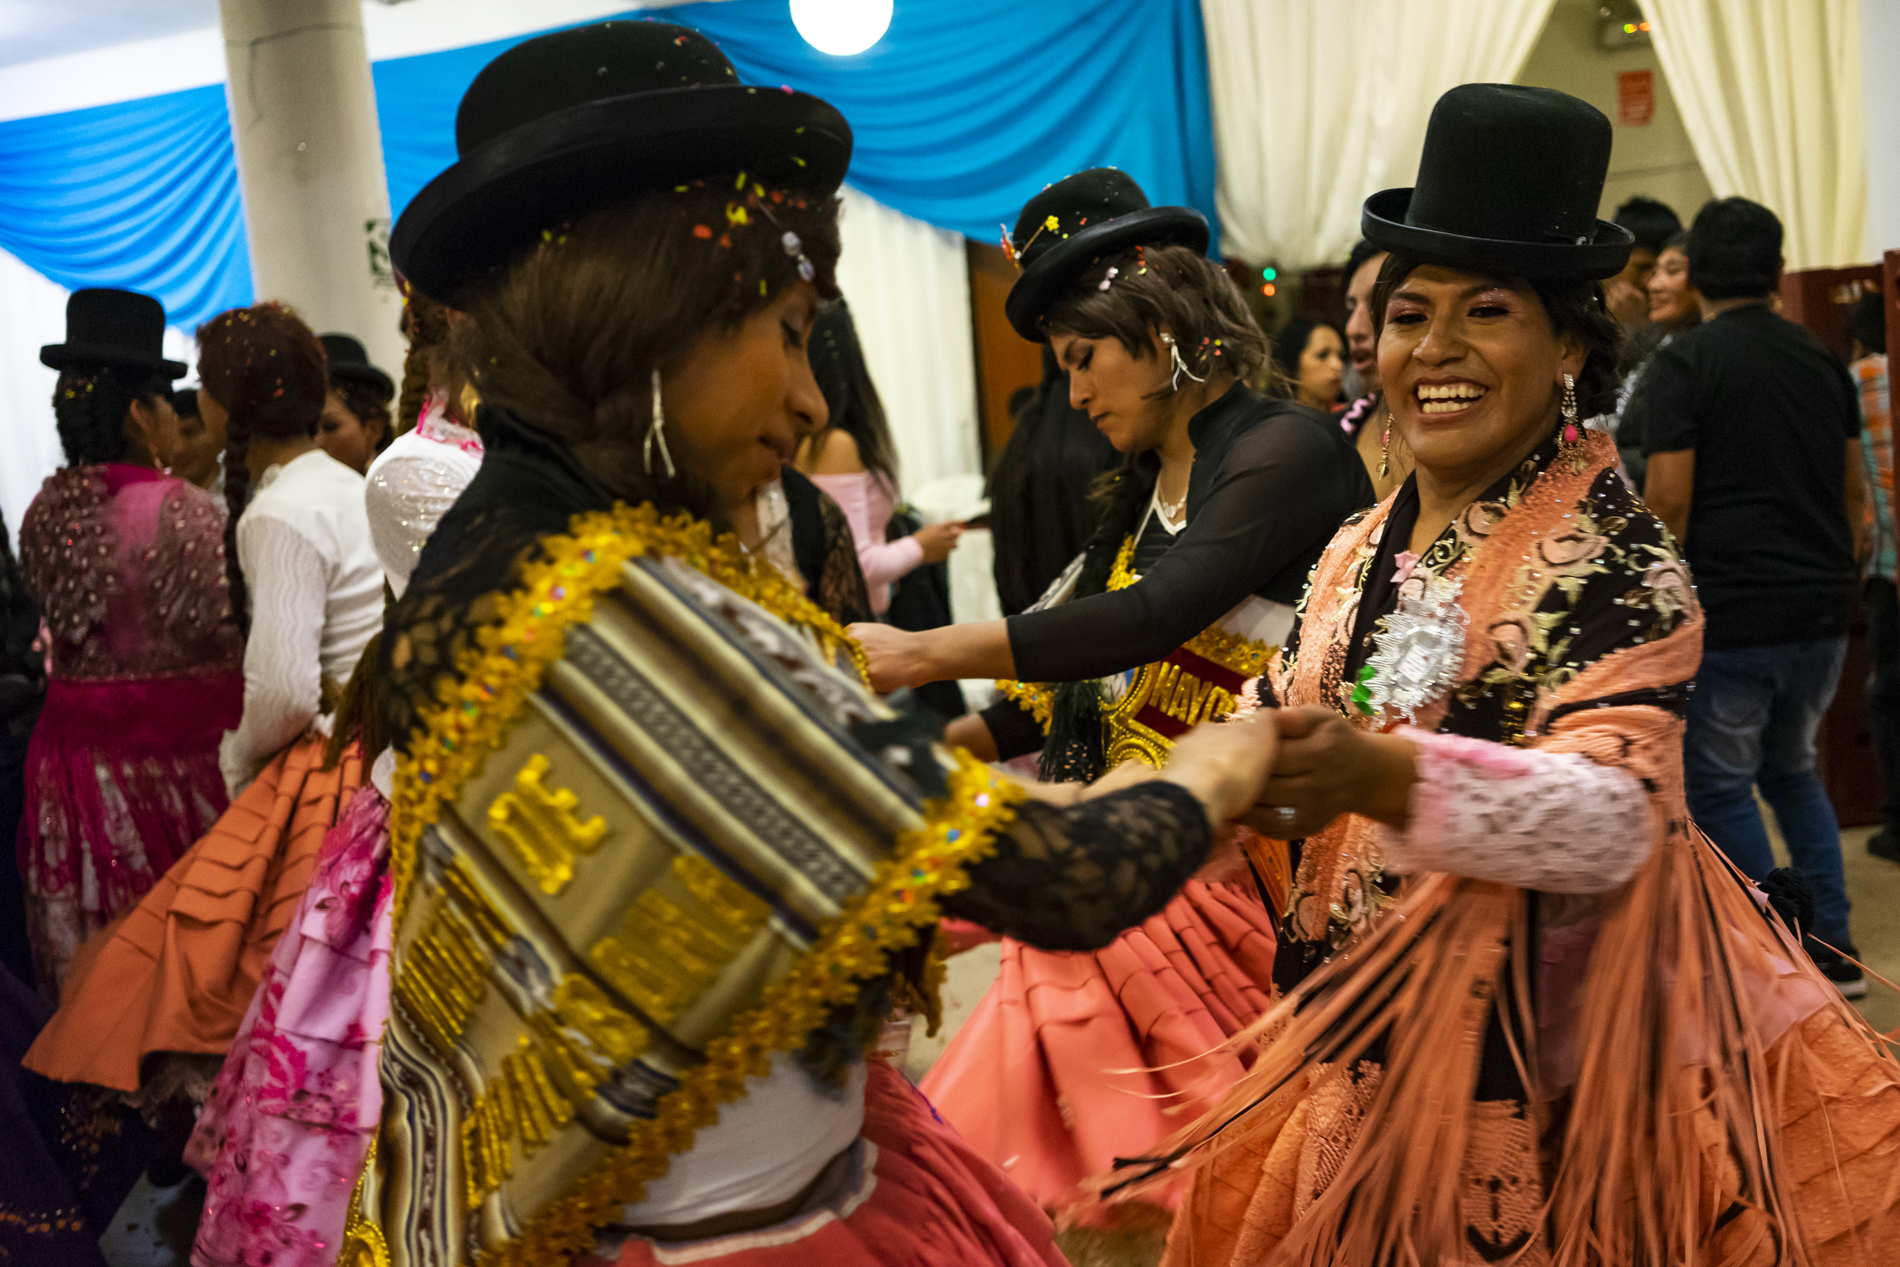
[219,0,405,381]
[1862,0,1900,261]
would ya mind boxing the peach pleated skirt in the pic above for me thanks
[921,880,1278,1218]
[24,736,363,1093]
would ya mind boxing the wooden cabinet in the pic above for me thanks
[1788,259,1895,825]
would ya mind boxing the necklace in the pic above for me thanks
[1153,480,1187,531]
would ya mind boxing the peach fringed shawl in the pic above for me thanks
[1142,433,1900,1265]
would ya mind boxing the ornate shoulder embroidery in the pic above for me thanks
[21,467,117,645]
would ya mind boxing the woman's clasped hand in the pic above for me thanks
[1155,705,1420,840]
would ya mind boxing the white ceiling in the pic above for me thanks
[0,0,218,69]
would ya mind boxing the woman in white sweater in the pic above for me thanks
[25,304,385,1111]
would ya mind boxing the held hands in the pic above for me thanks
[912,519,965,564]
[1156,710,1281,828]
[848,622,929,692]
[1238,706,1419,839]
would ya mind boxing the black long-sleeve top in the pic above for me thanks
[1005,384,1373,683]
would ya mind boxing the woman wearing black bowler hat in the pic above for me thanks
[861,168,1369,1239]
[15,287,243,993]
[317,332,398,474]
[1094,84,1900,1265]
[324,22,1291,1267]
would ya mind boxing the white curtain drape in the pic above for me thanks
[1201,0,1557,269]
[832,185,999,633]
[1645,0,1865,270]
[0,247,69,548]
[0,249,197,550]
[832,185,982,495]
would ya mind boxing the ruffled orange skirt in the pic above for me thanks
[23,737,362,1093]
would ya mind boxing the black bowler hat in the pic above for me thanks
[1003,168,1209,342]
[1362,84,1633,281]
[40,288,187,378]
[392,21,853,302]
[319,333,394,399]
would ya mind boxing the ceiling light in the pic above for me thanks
[790,0,893,57]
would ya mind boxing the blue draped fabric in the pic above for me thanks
[0,0,1217,318]
[675,0,1218,250]
[0,84,250,329]
[375,0,1219,252]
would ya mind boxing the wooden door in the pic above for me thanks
[966,240,1045,468]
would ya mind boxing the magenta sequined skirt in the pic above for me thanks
[18,671,243,992]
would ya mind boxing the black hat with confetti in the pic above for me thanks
[391,20,853,302]
[41,288,186,378]
[1002,168,1209,342]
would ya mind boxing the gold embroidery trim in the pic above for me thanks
[366,502,1023,1265]
[993,677,1054,730]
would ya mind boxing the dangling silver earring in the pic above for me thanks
[645,366,676,479]
[1160,332,1205,392]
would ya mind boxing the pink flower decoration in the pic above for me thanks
[1391,551,1421,585]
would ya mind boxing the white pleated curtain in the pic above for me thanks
[832,185,1001,634]
[1644,0,1866,270]
[832,185,982,497]
[1200,0,1558,269]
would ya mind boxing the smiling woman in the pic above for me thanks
[1140,84,1900,1267]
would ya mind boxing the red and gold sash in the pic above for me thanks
[997,534,1278,772]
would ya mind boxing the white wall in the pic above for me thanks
[1515,0,1715,225]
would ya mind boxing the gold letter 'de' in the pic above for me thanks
[487,754,610,896]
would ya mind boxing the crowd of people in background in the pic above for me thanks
[0,29,1893,1267]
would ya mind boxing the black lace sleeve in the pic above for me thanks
[943,780,1212,950]
[814,490,872,627]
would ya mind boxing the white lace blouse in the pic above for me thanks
[218,449,384,796]
[366,411,484,599]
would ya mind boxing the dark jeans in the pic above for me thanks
[1867,577,1900,825]
[1684,637,1851,948]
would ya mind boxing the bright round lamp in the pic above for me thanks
[789,0,893,56]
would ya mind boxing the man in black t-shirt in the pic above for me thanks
[1634,197,1869,996]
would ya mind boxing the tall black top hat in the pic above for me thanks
[392,21,853,302]
[1362,84,1633,281]
[1003,168,1209,342]
[40,288,186,378]
[319,333,394,400]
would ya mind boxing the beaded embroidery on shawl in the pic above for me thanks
[1273,439,1689,955]
[20,468,238,680]
[22,468,118,656]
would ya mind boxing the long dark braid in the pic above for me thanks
[51,364,166,467]
[397,290,453,435]
[220,405,254,625]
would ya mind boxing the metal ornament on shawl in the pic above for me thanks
[1364,573,1467,722]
